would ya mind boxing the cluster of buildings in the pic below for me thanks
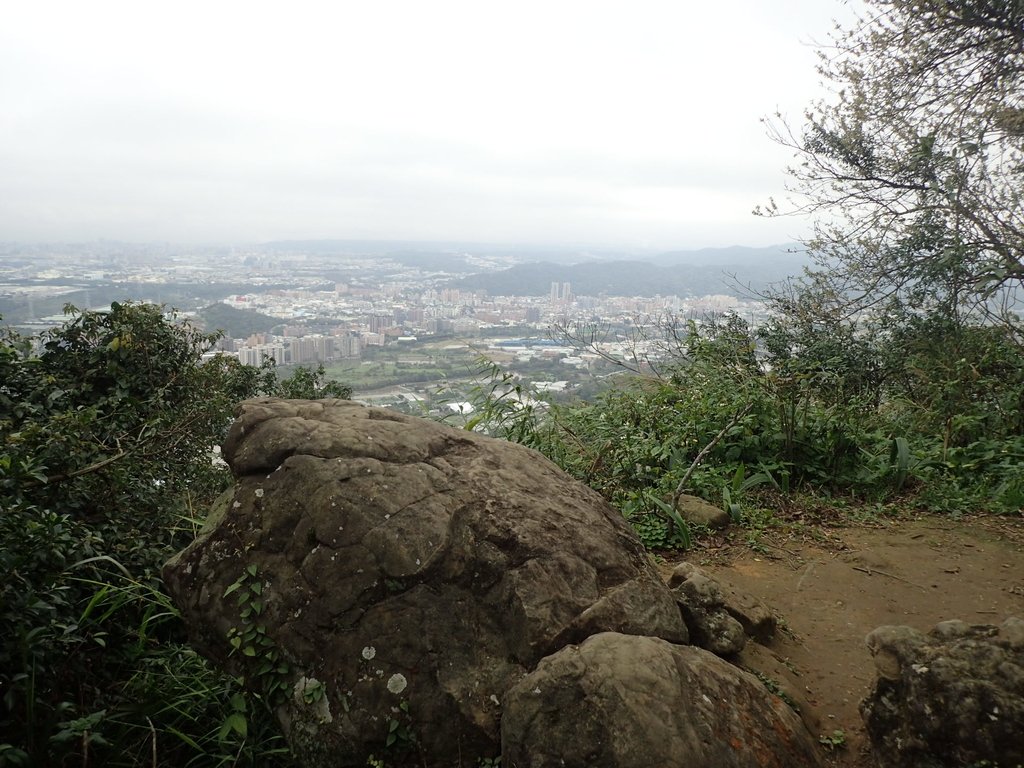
[215,279,769,375]
[233,332,362,366]
[0,245,770,378]
[217,284,562,367]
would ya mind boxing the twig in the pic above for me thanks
[756,540,803,558]
[671,403,753,510]
[232,736,246,768]
[796,562,816,591]
[147,716,157,768]
[851,565,928,590]
[586,440,613,478]
[40,450,127,484]
[30,408,209,486]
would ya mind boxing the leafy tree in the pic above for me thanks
[198,302,282,339]
[762,0,1024,322]
[752,0,1024,513]
[273,363,353,400]
[0,303,348,767]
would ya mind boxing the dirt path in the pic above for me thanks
[674,514,1024,767]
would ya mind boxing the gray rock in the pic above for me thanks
[931,619,971,641]
[669,562,777,643]
[864,624,928,681]
[673,572,747,656]
[164,399,687,767]
[861,616,1024,768]
[501,632,824,768]
[998,616,1024,649]
[676,493,732,530]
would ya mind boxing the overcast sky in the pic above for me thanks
[1,1,859,249]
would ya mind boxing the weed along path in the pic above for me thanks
[680,515,1024,767]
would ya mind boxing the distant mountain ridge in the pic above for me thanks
[452,244,810,298]
[257,240,809,270]
[644,244,807,267]
[254,240,811,297]
[257,239,624,263]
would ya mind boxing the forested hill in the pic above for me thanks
[451,247,809,297]
[197,302,281,338]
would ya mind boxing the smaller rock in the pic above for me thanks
[668,563,776,644]
[865,624,927,681]
[671,572,746,656]
[931,619,970,640]
[998,616,1024,649]
[502,632,824,768]
[667,562,701,585]
[675,494,731,530]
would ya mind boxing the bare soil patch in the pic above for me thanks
[671,513,1024,767]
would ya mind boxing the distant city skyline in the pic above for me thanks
[1,1,861,249]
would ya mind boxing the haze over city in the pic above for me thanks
[2,0,860,249]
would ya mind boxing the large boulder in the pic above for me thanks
[501,632,824,768]
[861,617,1024,768]
[164,399,687,766]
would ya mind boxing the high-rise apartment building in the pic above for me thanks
[550,281,573,303]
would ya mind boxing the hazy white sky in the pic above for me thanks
[1,1,858,249]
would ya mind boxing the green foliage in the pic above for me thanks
[384,700,414,751]
[753,671,799,713]
[460,319,830,547]
[764,286,1024,510]
[198,302,281,339]
[762,0,1023,320]
[722,464,779,523]
[747,0,1024,518]
[0,303,295,767]
[818,729,847,751]
[224,566,292,704]
[273,363,353,400]
[462,301,1024,554]
[537,315,904,544]
[454,357,551,449]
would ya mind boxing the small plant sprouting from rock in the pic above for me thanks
[753,671,799,713]
[217,692,249,743]
[818,729,847,751]
[385,699,415,751]
[224,564,291,703]
[300,678,325,705]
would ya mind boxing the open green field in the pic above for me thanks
[323,346,480,390]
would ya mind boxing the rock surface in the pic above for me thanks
[501,632,823,768]
[668,562,777,654]
[861,616,1024,768]
[676,493,732,530]
[164,399,687,766]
